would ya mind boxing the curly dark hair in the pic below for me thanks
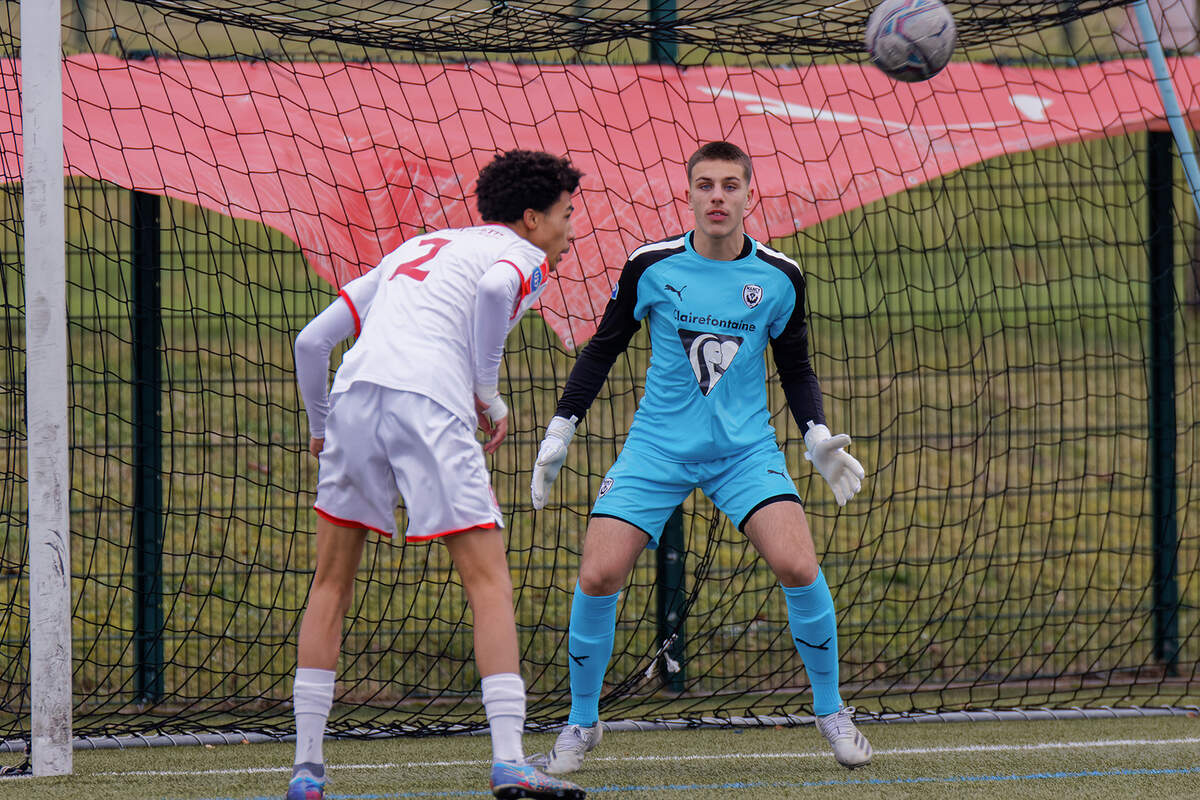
[686,141,752,183]
[475,149,583,223]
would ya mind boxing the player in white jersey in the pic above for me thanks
[286,150,586,800]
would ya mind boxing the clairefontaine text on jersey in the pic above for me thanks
[673,309,757,332]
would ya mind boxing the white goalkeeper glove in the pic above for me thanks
[530,415,577,510]
[803,421,865,506]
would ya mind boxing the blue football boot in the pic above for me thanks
[285,773,325,800]
[490,760,585,799]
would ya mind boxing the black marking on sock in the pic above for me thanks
[794,635,832,651]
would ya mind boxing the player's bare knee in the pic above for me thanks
[311,565,351,591]
[307,578,355,622]
[577,563,625,596]
[776,560,819,589]
[463,571,514,610]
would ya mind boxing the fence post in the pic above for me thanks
[131,190,165,701]
[647,0,685,691]
[1146,130,1179,674]
[656,507,686,691]
[648,0,677,64]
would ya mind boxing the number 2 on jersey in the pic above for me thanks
[389,236,450,281]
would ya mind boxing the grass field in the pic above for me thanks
[2,715,1198,799]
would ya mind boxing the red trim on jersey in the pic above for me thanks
[338,289,362,338]
[496,258,541,320]
[496,258,523,282]
[405,520,500,542]
[314,504,392,538]
[498,258,524,318]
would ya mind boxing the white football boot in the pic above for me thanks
[816,706,872,769]
[543,722,603,775]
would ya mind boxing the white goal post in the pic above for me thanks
[21,0,72,778]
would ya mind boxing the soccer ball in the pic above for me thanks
[864,0,957,82]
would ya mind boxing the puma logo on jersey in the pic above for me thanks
[767,469,786,477]
[794,635,832,651]
[665,283,686,300]
[677,329,742,395]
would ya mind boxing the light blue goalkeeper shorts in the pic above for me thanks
[589,440,800,548]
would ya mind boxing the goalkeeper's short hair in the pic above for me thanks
[476,149,583,223]
[687,141,752,182]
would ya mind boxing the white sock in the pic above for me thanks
[293,667,335,772]
[481,672,525,764]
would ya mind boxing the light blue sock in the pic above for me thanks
[566,583,620,727]
[781,569,843,717]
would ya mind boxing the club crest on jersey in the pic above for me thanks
[610,282,619,300]
[677,329,743,395]
[597,477,614,499]
[529,266,544,293]
[743,284,763,308]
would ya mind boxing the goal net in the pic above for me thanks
[1,0,1196,743]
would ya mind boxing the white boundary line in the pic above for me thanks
[69,737,1200,778]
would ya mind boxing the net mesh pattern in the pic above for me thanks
[0,0,1197,742]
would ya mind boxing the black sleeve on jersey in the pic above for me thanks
[769,268,827,430]
[555,258,649,422]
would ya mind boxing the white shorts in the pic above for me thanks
[314,383,503,541]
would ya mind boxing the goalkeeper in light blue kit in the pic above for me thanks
[530,141,871,773]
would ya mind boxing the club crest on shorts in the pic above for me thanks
[743,283,763,308]
[597,476,614,499]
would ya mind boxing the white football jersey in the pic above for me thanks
[329,224,548,426]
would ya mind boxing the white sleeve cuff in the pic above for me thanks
[475,384,507,423]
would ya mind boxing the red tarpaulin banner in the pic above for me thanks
[2,54,1197,346]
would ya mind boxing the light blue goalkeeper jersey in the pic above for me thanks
[556,231,825,463]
